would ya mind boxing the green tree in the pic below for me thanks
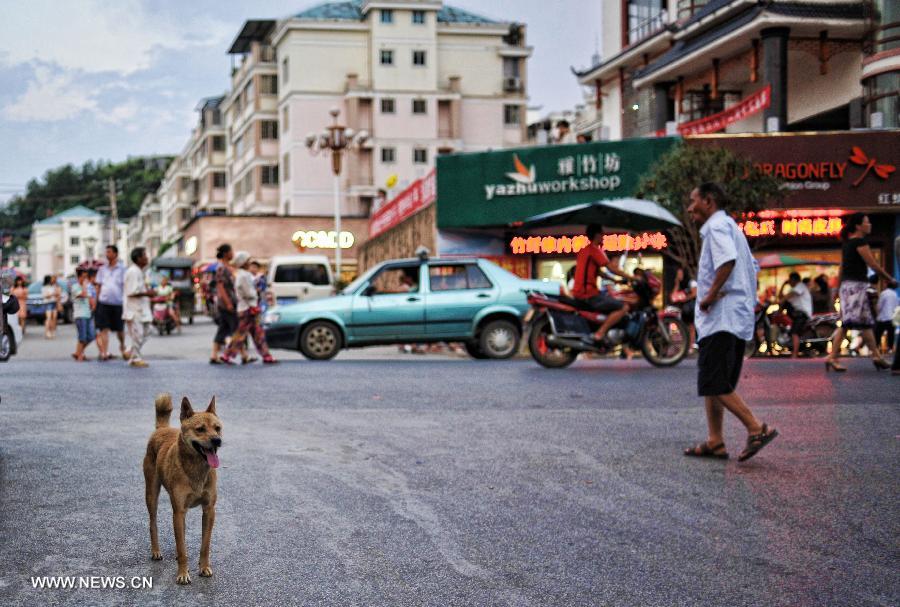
[0,156,172,250]
[635,143,784,276]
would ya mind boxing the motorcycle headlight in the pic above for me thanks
[263,311,281,325]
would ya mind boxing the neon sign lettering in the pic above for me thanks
[291,230,355,250]
[510,232,667,255]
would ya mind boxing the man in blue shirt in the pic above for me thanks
[684,182,778,462]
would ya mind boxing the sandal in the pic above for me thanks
[209,357,223,365]
[738,424,779,462]
[684,441,729,459]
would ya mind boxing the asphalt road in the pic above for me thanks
[0,321,898,606]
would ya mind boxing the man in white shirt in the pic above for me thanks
[94,245,127,361]
[872,274,897,354]
[122,247,155,368]
[684,182,778,463]
[781,271,813,358]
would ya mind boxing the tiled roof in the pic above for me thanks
[294,0,501,24]
[36,205,102,225]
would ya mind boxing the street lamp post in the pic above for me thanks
[305,108,368,284]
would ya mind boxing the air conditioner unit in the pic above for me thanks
[503,77,521,92]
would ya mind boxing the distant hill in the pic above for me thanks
[0,156,173,245]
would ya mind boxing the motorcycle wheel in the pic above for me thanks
[641,316,689,367]
[528,315,577,369]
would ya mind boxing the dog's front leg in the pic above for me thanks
[172,507,190,584]
[198,502,215,577]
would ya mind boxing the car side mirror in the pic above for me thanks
[362,285,377,297]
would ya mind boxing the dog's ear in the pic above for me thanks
[180,397,195,421]
[205,396,217,415]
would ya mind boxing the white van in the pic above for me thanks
[267,255,334,305]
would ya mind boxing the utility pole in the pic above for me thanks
[107,177,118,247]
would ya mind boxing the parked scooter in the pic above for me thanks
[526,272,689,368]
[151,296,176,336]
[747,302,838,357]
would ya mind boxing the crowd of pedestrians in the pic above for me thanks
[208,243,276,366]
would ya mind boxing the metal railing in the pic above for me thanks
[628,9,668,45]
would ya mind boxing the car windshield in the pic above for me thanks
[28,283,43,295]
[342,265,381,295]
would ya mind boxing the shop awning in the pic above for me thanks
[514,197,682,231]
[756,253,839,269]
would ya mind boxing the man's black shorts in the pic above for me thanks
[94,303,124,332]
[789,311,809,336]
[582,294,625,314]
[697,331,745,396]
[214,310,238,345]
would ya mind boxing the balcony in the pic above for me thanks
[628,9,668,46]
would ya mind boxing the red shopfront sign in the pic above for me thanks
[510,232,668,255]
[738,211,844,239]
[656,86,771,137]
[369,170,436,239]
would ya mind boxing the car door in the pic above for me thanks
[349,263,425,341]
[424,263,497,338]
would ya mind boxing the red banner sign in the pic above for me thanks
[369,170,436,238]
[656,85,771,137]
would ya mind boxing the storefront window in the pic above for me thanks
[874,0,900,53]
[864,71,900,128]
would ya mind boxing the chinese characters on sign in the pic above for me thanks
[369,170,437,238]
[556,152,621,177]
[509,232,668,255]
[738,217,843,238]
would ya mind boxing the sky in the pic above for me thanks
[0,0,602,205]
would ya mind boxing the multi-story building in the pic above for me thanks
[126,194,163,259]
[225,29,281,215]
[30,206,127,280]
[574,0,896,139]
[243,0,532,218]
[186,97,228,215]
[157,153,194,245]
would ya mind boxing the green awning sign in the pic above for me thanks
[436,137,678,228]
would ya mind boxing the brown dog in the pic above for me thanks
[143,393,222,584]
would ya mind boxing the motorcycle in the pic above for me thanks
[747,302,838,357]
[151,296,176,336]
[526,274,689,369]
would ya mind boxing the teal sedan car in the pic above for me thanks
[262,256,558,360]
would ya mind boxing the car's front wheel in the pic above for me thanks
[299,321,342,360]
[478,319,520,359]
[0,328,12,362]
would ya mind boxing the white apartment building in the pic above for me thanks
[157,153,194,244]
[187,97,228,215]
[574,0,895,140]
[225,29,281,215]
[30,206,127,280]
[126,194,163,259]
[260,0,530,217]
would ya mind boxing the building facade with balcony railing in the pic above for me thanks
[574,0,891,140]
[127,193,163,259]
[265,0,531,218]
[185,96,227,216]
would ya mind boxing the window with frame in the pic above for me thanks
[70,236,80,246]
[380,98,395,113]
[282,106,289,132]
[282,152,290,182]
[412,50,427,66]
[282,57,289,83]
[212,135,225,151]
[381,147,396,163]
[261,120,279,140]
[428,264,491,291]
[260,165,279,185]
[369,265,419,295]
[503,104,521,125]
[412,99,427,114]
[413,148,428,164]
[380,49,394,65]
[212,172,226,188]
[70,221,80,228]
[260,74,278,95]
[412,10,425,24]
[71,255,80,265]
[380,9,393,23]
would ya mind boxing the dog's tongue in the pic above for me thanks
[206,451,220,468]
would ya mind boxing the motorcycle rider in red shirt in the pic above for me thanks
[572,224,634,343]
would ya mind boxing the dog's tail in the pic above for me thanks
[154,393,173,429]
